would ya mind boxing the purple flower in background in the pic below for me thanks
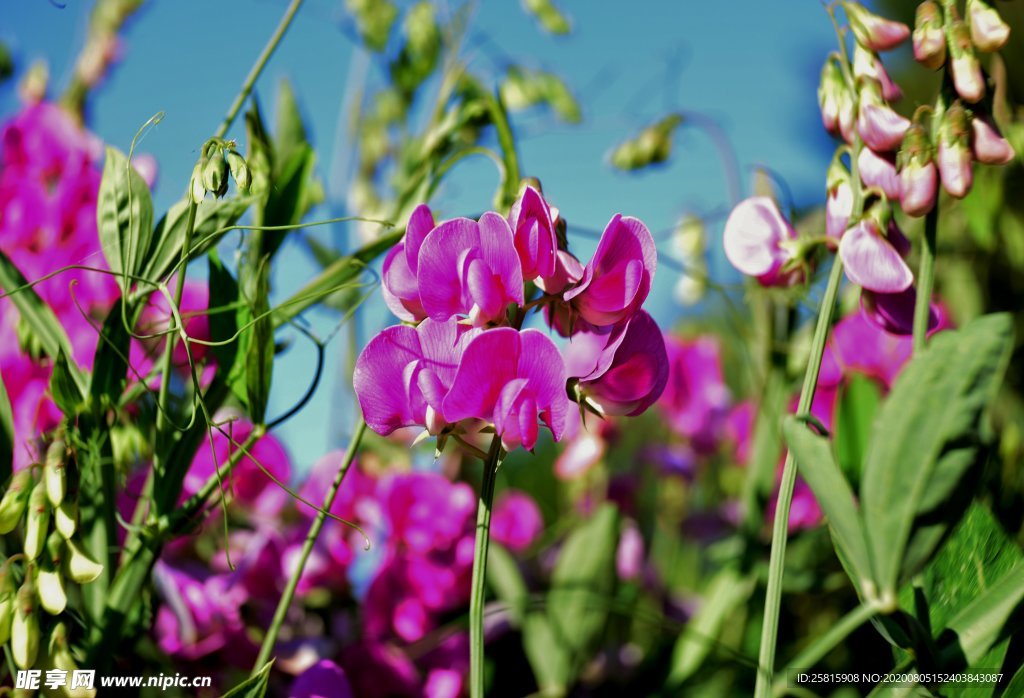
[381,204,435,322]
[353,319,481,436]
[838,219,913,293]
[554,410,609,480]
[564,311,669,417]
[658,335,731,455]
[861,286,942,336]
[443,328,572,451]
[508,185,558,281]
[289,660,354,698]
[491,490,544,552]
[722,197,800,286]
[616,520,645,581]
[564,214,656,326]
[417,213,524,326]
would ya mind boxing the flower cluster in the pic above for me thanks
[355,185,667,452]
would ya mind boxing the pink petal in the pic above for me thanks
[381,242,425,322]
[353,325,424,434]
[442,328,520,423]
[839,221,913,293]
[722,197,794,278]
[404,203,435,274]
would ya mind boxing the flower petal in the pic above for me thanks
[839,221,913,293]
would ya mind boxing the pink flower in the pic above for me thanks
[553,410,607,479]
[857,86,910,152]
[860,286,942,336]
[537,249,584,296]
[839,219,913,293]
[353,319,481,436]
[443,328,571,451]
[563,214,656,326]
[971,115,1015,165]
[899,159,937,217]
[290,660,354,698]
[508,185,558,281]
[417,213,524,326]
[842,2,910,51]
[853,44,902,102]
[658,335,731,455]
[826,167,854,242]
[616,520,645,581]
[722,197,799,286]
[950,22,986,103]
[564,311,668,417]
[491,490,544,552]
[818,58,847,136]
[913,1,947,70]
[968,0,1010,52]
[858,147,901,200]
[938,123,974,199]
[381,204,435,322]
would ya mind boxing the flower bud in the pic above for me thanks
[202,151,228,197]
[826,161,854,242]
[858,146,902,200]
[12,582,38,669]
[971,114,1016,165]
[842,2,910,51]
[968,0,1010,52]
[857,80,911,152]
[913,1,947,70]
[853,44,902,101]
[0,470,35,534]
[818,58,848,135]
[0,591,12,646]
[898,124,938,217]
[949,21,986,103]
[64,538,103,584]
[938,102,974,198]
[36,566,66,616]
[23,481,49,561]
[44,439,67,507]
[55,499,78,539]
[226,150,252,191]
[190,163,205,204]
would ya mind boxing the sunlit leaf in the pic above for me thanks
[346,0,398,51]
[97,146,153,292]
[609,114,685,171]
[244,256,274,425]
[835,374,882,488]
[487,543,528,628]
[522,0,571,34]
[89,298,131,410]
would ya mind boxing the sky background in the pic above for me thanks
[1,0,853,469]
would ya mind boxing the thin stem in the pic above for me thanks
[913,204,939,352]
[469,436,504,698]
[754,257,846,698]
[214,0,305,139]
[770,602,878,697]
[251,420,367,674]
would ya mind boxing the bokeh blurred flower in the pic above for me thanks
[722,197,799,286]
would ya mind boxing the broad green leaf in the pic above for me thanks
[141,196,251,286]
[486,543,528,628]
[1002,662,1024,697]
[610,114,685,171]
[783,416,874,592]
[0,366,14,481]
[522,613,571,696]
[274,79,307,169]
[937,562,1024,668]
[260,144,320,259]
[244,256,273,425]
[522,0,571,34]
[667,566,755,684]
[50,349,86,416]
[220,660,273,698]
[97,146,153,291]
[208,250,248,409]
[548,504,618,658]
[835,374,882,488]
[861,314,1014,598]
[89,298,131,409]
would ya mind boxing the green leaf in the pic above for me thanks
[861,314,1014,598]
[0,367,14,482]
[548,504,619,660]
[522,613,571,697]
[50,349,86,416]
[783,416,874,593]
[667,566,755,684]
[389,2,441,97]
[208,250,247,409]
[97,146,154,292]
[500,67,581,124]
[244,256,273,425]
[345,0,398,51]
[522,0,571,34]
[260,144,319,259]
[142,196,251,286]
[834,374,882,488]
[487,543,528,628]
[609,114,685,171]
[220,660,274,698]
[89,298,131,409]
[274,79,308,169]
[937,562,1024,668]
[1002,662,1024,697]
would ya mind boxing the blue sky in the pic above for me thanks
[2,0,841,468]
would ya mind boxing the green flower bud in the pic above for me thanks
[23,481,50,560]
[202,150,228,198]
[36,566,66,616]
[226,150,252,191]
[0,470,35,534]
[44,439,67,507]
[55,499,78,539]
[51,623,97,698]
[12,582,38,669]
[190,163,206,204]
[64,539,103,584]
[0,588,14,646]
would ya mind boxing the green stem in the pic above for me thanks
[754,257,846,698]
[912,205,938,352]
[251,420,366,674]
[213,0,304,140]
[770,602,878,697]
[469,436,504,698]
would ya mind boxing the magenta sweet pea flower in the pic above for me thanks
[658,335,732,455]
[290,660,354,698]
[553,410,608,480]
[563,214,656,326]
[826,179,854,242]
[381,204,435,322]
[860,286,942,336]
[491,490,544,552]
[353,318,481,436]
[416,213,524,326]
[857,91,911,152]
[564,311,668,417]
[722,197,799,286]
[508,185,558,281]
[443,328,571,451]
[616,519,645,581]
[838,219,913,293]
